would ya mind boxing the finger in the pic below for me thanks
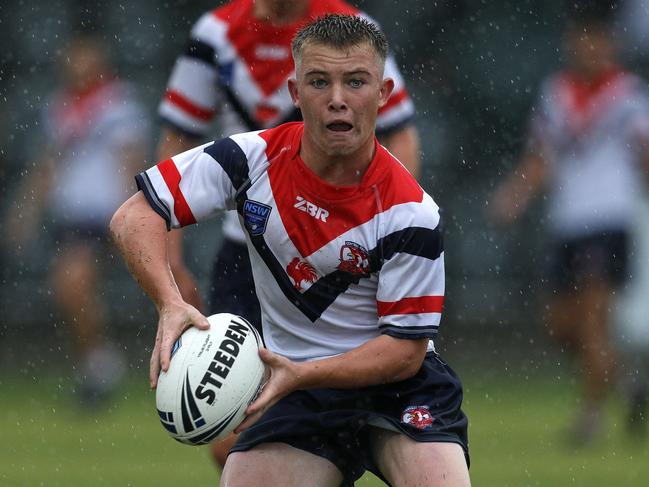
[191,309,210,330]
[235,410,263,434]
[159,329,178,372]
[245,380,275,416]
[258,347,278,365]
[149,344,161,388]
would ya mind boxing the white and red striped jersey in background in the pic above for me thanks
[45,78,148,226]
[158,0,416,243]
[137,122,443,361]
[529,69,649,238]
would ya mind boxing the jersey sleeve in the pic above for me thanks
[158,12,221,137]
[625,76,649,145]
[376,194,444,339]
[375,53,416,136]
[135,137,248,229]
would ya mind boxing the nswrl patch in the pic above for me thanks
[243,199,272,236]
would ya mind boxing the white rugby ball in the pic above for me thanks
[155,313,266,445]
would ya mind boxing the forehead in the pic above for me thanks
[298,42,381,75]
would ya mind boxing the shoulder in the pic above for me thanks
[374,146,440,227]
[190,1,246,42]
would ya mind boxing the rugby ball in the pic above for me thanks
[155,313,266,445]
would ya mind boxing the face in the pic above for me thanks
[288,42,393,160]
[565,26,615,76]
[62,41,107,90]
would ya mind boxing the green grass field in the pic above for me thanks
[2,370,648,486]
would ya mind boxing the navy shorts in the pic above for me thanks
[52,222,110,246]
[550,229,630,292]
[230,352,469,485]
[208,238,262,333]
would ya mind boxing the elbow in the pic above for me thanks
[109,197,135,246]
[109,205,126,245]
[392,342,428,382]
[399,357,425,381]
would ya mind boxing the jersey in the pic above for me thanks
[44,78,148,226]
[158,0,416,243]
[136,122,444,361]
[529,69,649,238]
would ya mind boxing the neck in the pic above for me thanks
[300,135,376,187]
[252,0,310,25]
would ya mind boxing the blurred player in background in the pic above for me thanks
[156,0,421,466]
[491,4,649,443]
[5,33,149,407]
[111,14,469,486]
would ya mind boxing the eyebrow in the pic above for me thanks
[304,69,372,77]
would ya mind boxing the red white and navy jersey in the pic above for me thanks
[136,122,443,361]
[44,78,148,225]
[158,0,415,138]
[528,69,649,238]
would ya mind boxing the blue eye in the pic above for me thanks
[349,79,364,88]
[311,79,327,89]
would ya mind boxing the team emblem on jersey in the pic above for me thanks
[243,199,272,236]
[286,257,318,291]
[337,241,370,275]
[401,405,435,430]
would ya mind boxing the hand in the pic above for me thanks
[234,348,303,433]
[149,300,210,388]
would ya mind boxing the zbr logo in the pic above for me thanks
[337,241,370,275]
[286,257,318,291]
[294,196,329,222]
[243,200,272,236]
[401,405,435,430]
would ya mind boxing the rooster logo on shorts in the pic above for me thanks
[287,257,318,291]
[401,405,434,430]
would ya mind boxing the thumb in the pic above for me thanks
[258,347,278,365]
[190,309,210,330]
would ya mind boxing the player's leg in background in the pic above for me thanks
[50,239,125,408]
[370,428,471,487]
[571,279,617,442]
[545,292,582,353]
[220,443,343,487]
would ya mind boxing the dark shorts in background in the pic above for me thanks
[208,238,262,333]
[52,222,111,246]
[230,352,469,486]
[550,229,630,292]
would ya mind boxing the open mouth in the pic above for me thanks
[326,122,353,132]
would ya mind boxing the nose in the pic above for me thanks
[328,83,347,111]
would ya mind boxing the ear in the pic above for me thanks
[378,77,395,108]
[288,78,300,108]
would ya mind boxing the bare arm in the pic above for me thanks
[237,335,429,432]
[489,151,549,224]
[156,126,205,310]
[379,124,421,179]
[109,191,209,387]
